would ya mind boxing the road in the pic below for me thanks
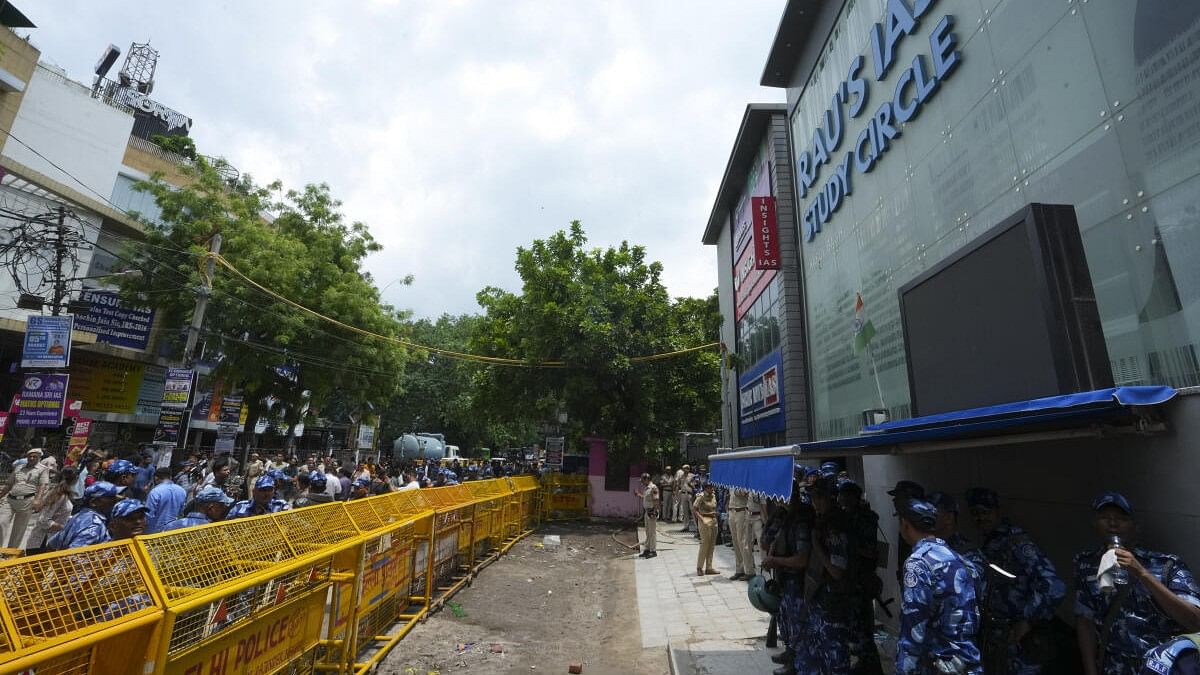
[380,520,666,674]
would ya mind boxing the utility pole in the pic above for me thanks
[51,207,66,316]
[183,233,221,365]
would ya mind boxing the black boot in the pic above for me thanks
[770,649,793,665]
[771,663,796,675]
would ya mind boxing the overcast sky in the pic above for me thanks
[25,1,785,319]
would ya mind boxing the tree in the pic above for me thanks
[471,221,719,462]
[116,158,407,450]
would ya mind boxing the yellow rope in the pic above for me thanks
[203,253,720,368]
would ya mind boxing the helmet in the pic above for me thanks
[106,459,138,478]
[746,574,781,614]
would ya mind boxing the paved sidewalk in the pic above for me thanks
[633,523,777,674]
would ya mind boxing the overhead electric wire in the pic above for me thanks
[0,126,721,368]
[206,252,721,369]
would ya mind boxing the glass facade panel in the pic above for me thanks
[794,0,1200,438]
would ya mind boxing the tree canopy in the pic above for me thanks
[471,221,720,459]
[117,158,407,444]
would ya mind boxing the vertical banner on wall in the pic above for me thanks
[67,417,93,461]
[0,411,8,444]
[15,374,70,428]
[751,196,780,270]
[214,394,243,454]
[738,350,785,439]
[154,368,195,455]
[21,315,74,368]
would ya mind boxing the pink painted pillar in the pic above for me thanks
[585,437,644,518]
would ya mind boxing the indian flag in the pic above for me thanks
[852,292,876,353]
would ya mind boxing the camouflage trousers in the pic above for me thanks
[796,602,851,675]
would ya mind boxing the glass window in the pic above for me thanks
[795,0,1200,438]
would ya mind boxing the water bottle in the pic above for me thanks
[1108,534,1129,587]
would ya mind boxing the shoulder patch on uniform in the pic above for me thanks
[904,569,918,588]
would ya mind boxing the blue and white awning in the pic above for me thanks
[708,445,797,502]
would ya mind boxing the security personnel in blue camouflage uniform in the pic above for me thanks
[896,497,983,675]
[1142,636,1200,675]
[227,475,289,518]
[161,486,234,531]
[47,481,125,549]
[928,492,986,589]
[839,479,886,675]
[761,479,813,675]
[106,459,140,494]
[1074,492,1200,675]
[800,476,853,674]
[966,487,1066,675]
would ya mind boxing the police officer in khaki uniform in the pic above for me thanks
[637,472,660,558]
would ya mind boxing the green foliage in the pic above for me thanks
[380,314,535,455]
[471,221,720,461]
[149,133,198,160]
[116,158,407,440]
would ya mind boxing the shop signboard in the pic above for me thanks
[15,374,69,428]
[545,436,565,469]
[67,417,93,456]
[738,350,785,438]
[356,424,375,450]
[214,394,243,453]
[21,315,73,368]
[154,368,194,448]
[72,289,154,350]
[67,354,147,415]
[751,196,780,270]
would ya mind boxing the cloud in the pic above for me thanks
[26,0,785,318]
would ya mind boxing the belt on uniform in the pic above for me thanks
[729,507,748,512]
[8,494,32,499]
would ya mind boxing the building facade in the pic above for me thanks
[710,0,1200,625]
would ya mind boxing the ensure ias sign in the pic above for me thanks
[796,0,963,241]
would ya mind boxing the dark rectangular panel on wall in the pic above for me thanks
[899,203,1113,416]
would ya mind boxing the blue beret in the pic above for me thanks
[352,477,371,488]
[1092,491,1133,515]
[254,475,276,490]
[838,478,862,493]
[308,470,328,488]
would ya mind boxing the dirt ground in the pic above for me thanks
[380,520,667,675]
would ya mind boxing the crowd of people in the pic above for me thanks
[0,445,545,554]
[640,460,1200,675]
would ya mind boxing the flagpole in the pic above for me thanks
[867,341,886,410]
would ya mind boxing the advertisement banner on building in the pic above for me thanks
[0,411,7,444]
[214,394,243,453]
[66,353,147,415]
[21,315,73,368]
[72,289,155,350]
[751,196,780,270]
[738,350,785,438]
[15,374,70,428]
[67,417,93,457]
[154,368,194,448]
[356,424,375,449]
[545,436,565,468]
[733,143,778,320]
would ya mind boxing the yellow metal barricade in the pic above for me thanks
[0,541,164,675]
[136,501,361,674]
[541,472,590,521]
[0,482,536,675]
[509,476,541,532]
